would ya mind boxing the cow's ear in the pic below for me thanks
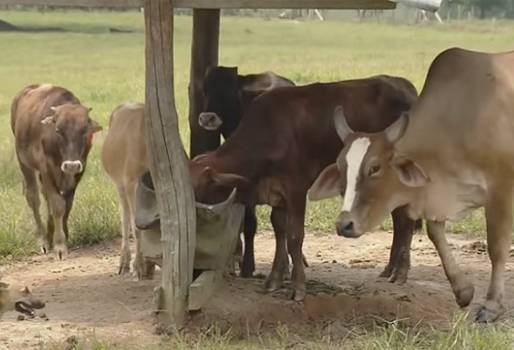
[385,112,409,143]
[308,163,343,201]
[391,157,429,187]
[41,116,55,125]
[213,172,250,192]
[41,106,57,124]
[333,105,355,142]
[88,119,103,133]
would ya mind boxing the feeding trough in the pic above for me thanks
[134,172,244,311]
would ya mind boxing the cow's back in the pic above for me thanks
[102,102,148,185]
[220,76,417,186]
[397,48,514,172]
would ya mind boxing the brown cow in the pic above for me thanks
[11,84,101,259]
[101,102,154,278]
[310,48,514,322]
[189,75,419,301]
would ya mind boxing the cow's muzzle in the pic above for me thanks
[336,212,363,238]
[198,112,223,131]
[61,160,83,174]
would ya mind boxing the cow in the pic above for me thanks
[189,75,419,301]
[101,102,156,278]
[309,48,514,322]
[197,66,295,277]
[11,84,101,260]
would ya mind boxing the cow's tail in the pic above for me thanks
[10,84,40,133]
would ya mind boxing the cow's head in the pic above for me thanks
[309,106,428,238]
[41,104,102,175]
[199,66,241,133]
[198,67,294,134]
[189,156,250,205]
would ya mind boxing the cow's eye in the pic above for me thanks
[55,128,63,136]
[368,164,381,177]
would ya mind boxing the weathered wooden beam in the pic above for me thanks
[188,9,221,158]
[0,0,142,7]
[0,0,396,9]
[175,0,396,9]
[143,0,195,328]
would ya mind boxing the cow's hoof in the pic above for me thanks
[379,263,409,284]
[133,255,155,280]
[264,275,284,292]
[240,263,255,278]
[388,267,409,284]
[290,287,306,302]
[475,304,505,323]
[454,283,474,308]
[379,263,393,279]
[118,251,132,275]
[53,245,68,260]
[38,239,50,255]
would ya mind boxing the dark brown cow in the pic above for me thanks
[11,84,101,259]
[198,66,295,277]
[189,75,419,300]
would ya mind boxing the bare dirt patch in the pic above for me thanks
[1,231,513,348]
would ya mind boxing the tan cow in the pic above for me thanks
[11,84,101,259]
[101,102,153,278]
[310,48,514,322]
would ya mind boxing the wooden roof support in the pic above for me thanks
[144,0,196,327]
[188,9,221,158]
[0,0,396,9]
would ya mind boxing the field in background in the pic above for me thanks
[1,9,514,350]
[0,10,513,259]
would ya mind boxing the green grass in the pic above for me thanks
[1,12,513,254]
[43,313,514,349]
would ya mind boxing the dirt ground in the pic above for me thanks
[1,230,513,349]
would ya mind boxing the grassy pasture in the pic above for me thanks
[1,10,513,260]
[1,10,514,348]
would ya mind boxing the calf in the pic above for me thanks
[200,66,295,277]
[101,103,155,279]
[313,48,514,322]
[11,84,101,259]
[190,75,419,300]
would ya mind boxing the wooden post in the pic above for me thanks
[144,0,196,327]
[188,9,221,158]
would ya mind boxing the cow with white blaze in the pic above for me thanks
[11,84,102,259]
[311,48,514,322]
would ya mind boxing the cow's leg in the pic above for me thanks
[380,206,415,284]
[62,190,76,241]
[127,182,155,280]
[286,194,307,301]
[116,185,132,275]
[46,189,68,260]
[41,188,54,249]
[265,207,289,292]
[476,192,512,322]
[19,163,48,253]
[240,205,257,278]
[426,220,474,308]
